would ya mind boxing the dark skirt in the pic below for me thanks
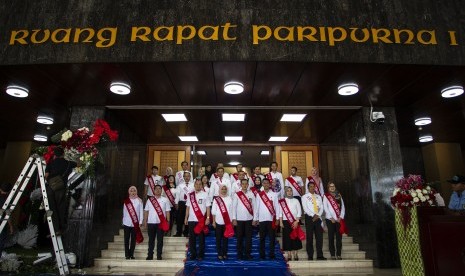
[282,220,303,251]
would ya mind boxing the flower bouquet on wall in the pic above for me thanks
[390,174,437,276]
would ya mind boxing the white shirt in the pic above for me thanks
[162,186,178,207]
[230,179,244,195]
[305,176,325,197]
[232,190,255,221]
[211,196,233,225]
[254,190,280,222]
[144,175,164,196]
[144,196,171,224]
[323,194,345,220]
[268,171,285,199]
[279,197,302,221]
[175,182,193,203]
[302,192,324,217]
[186,191,211,222]
[122,198,144,227]
[209,172,230,187]
[175,170,194,186]
[285,175,304,197]
[208,177,232,200]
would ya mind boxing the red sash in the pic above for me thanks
[214,197,234,238]
[251,187,258,196]
[148,197,170,231]
[278,198,306,241]
[286,176,302,196]
[147,175,156,195]
[163,175,169,184]
[258,191,277,229]
[265,173,273,182]
[189,192,209,235]
[162,185,176,207]
[237,191,253,216]
[307,176,321,195]
[124,198,144,243]
[232,172,239,181]
[325,193,348,235]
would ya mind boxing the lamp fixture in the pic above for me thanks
[338,83,359,96]
[419,135,433,143]
[178,136,198,142]
[260,150,270,155]
[222,113,245,122]
[33,134,47,142]
[162,113,187,122]
[269,136,288,142]
[6,85,29,98]
[37,115,54,125]
[441,85,464,98]
[280,114,307,122]
[414,117,432,126]
[226,151,242,155]
[197,151,207,155]
[110,82,131,95]
[229,161,240,166]
[225,136,243,141]
[224,82,244,94]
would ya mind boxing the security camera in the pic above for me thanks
[371,111,385,124]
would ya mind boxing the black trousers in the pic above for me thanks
[123,225,136,258]
[259,221,276,258]
[188,221,205,258]
[282,220,303,251]
[169,208,177,232]
[46,186,68,232]
[147,223,164,258]
[176,201,188,236]
[236,220,253,258]
[215,224,229,257]
[326,219,342,257]
[305,214,323,258]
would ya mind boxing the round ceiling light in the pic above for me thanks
[6,85,29,98]
[414,117,431,126]
[338,83,359,95]
[110,82,131,95]
[33,134,48,142]
[224,82,244,94]
[441,85,464,98]
[419,135,433,143]
[37,115,54,125]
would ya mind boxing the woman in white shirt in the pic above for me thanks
[322,182,346,260]
[122,186,144,260]
[279,187,303,261]
[211,184,233,260]
[201,175,211,199]
[164,175,178,235]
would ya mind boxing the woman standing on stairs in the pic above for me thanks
[279,187,303,261]
[323,182,346,260]
[122,186,144,260]
[211,184,234,260]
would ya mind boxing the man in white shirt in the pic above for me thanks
[230,163,249,183]
[143,184,171,260]
[174,172,193,237]
[185,179,211,261]
[232,179,256,260]
[175,161,193,186]
[302,182,326,260]
[231,171,247,195]
[144,166,164,202]
[266,162,285,199]
[285,166,304,202]
[209,167,232,201]
[253,178,280,260]
[209,163,230,184]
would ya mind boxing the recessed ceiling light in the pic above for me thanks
[225,136,243,141]
[162,114,187,122]
[222,113,245,122]
[226,151,242,155]
[224,82,244,94]
[197,151,207,155]
[338,83,359,96]
[6,85,29,98]
[37,115,54,125]
[260,151,270,155]
[229,161,240,166]
[269,136,288,142]
[441,85,464,98]
[414,117,432,126]
[110,82,131,95]
[179,136,198,142]
[280,114,307,122]
[33,134,47,142]
[419,135,433,143]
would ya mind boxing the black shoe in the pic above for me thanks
[125,256,130,260]
[331,256,336,260]
[308,257,313,260]
[223,255,228,260]
[173,234,181,237]
[294,256,299,261]
[197,257,203,261]
[260,256,266,260]
[157,256,162,260]
[237,255,243,260]
[189,256,197,260]
[337,256,342,260]
[270,255,275,260]
[146,256,153,260]
[317,256,327,260]
[130,256,135,260]
[245,255,253,260]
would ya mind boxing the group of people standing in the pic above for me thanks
[122,161,347,262]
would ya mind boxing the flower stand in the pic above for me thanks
[394,207,425,276]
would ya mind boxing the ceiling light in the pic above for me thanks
[224,82,244,94]
[338,83,359,96]
[37,115,54,125]
[280,114,307,122]
[226,151,242,155]
[179,136,198,142]
[260,151,270,155]
[162,114,187,122]
[414,117,432,126]
[6,85,29,98]
[441,85,464,98]
[197,151,207,155]
[225,136,243,141]
[269,136,288,142]
[33,134,47,142]
[222,113,245,122]
[110,82,131,95]
[229,161,240,166]
[419,135,433,143]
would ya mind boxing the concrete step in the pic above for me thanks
[289,259,373,269]
[293,251,366,259]
[93,258,183,273]
[101,249,186,259]
[107,242,187,251]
